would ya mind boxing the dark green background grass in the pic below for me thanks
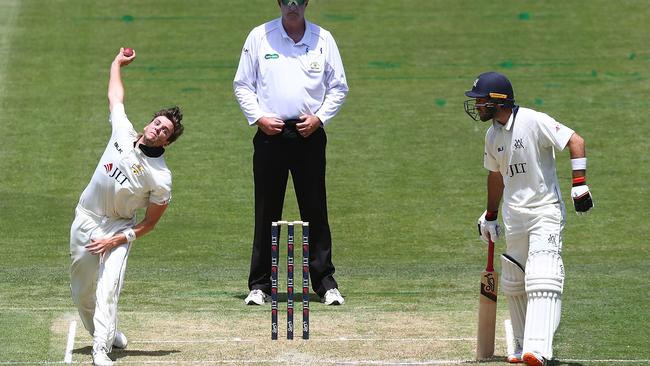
[1,0,648,364]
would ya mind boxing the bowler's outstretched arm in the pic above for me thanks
[108,48,136,111]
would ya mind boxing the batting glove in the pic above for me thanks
[571,177,593,215]
[477,210,500,244]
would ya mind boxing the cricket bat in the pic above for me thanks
[476,238,498,359]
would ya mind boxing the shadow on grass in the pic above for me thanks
[74,345,181,359]
[551,361,583,366]
[474,357,507,364]
[113,349,181,359]
[234,292,322,302]
[474,357,583,366]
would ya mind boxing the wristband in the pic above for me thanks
[572,176,586,187]
[122,228,136,243]
[571,158,587,171]
[485,210,498,221]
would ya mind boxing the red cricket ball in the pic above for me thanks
[123,48,134,57]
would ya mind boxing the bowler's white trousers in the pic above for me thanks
[70,205,134,351]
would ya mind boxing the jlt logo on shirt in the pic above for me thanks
[104,163,130,186]
[507,162,527,177]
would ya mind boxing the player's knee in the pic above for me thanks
[501,254,525,296]
[525,251,564,294]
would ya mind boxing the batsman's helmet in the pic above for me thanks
[464,71,515,121]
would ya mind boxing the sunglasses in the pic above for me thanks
[281,0,306,5]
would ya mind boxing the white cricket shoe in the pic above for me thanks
[323,288,345,305]
[244,289,270,305]
[92,344,114,366]
[508,339,523,363]
[113,330,128,349]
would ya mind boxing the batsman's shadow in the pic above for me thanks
[74,346,181,359]
[549,361,583,366]
[234,292,321,303]
[472,357,508,364]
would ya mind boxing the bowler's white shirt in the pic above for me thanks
[484,107,574,209]
[233,18,348,126]
[77,103,172,219]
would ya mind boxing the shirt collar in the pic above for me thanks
[134,140,165,157]
[278,18,312,46]
[493,105,519,131]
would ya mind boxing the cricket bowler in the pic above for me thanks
[69,48,184,366]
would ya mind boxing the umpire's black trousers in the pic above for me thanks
[249,122,338,297]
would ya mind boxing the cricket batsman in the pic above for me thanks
[69,48,184,366]
[464,71,593,365]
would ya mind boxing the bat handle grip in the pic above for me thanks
[486,239,495,272]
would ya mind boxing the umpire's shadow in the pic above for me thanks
[234,292,321,302]
[75,346,181,359]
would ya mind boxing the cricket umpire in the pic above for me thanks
[234,0,348,306]
[69,48,184,366]
[464,72,593,366]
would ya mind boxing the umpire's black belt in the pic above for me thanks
[283,119,301,128]
[281,119,302,139]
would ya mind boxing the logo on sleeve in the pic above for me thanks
[265,53,279,59]
[104,163,113,173]
[497,146,504,152]
[114,142,123,154]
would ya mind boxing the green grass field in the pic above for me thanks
[1,0,649,365]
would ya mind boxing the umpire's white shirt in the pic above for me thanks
[77,103,171,219]
[484,106,574,209]
[233,18,348,126]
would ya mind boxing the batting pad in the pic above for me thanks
[501,254,526,353]
[523,251,564,359]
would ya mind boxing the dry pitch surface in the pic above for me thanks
[51,308,511,365]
